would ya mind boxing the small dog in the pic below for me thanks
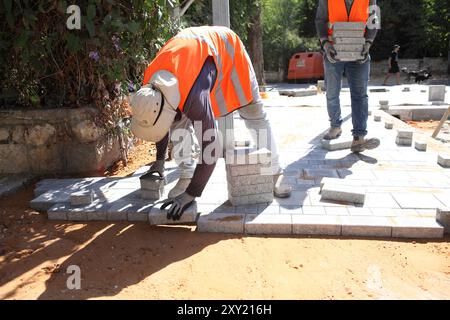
[401,67,432,83]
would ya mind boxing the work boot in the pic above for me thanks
[323,127,342,140]
[168,178,192,198]
[351,136,380,153]
[273,173,292,198]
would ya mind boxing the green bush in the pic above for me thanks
[0,0,179,130]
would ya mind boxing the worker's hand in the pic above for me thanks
[148,160,165,178]
[360,41,372,63]
[323,41,337,63]
[161,192,195,221]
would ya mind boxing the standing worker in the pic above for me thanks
[131,26,291,220]
[383,44,401,86]
[315,0,380,153]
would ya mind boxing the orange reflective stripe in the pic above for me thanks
[327,0,369,36]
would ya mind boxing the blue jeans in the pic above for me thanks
[324,55,370,137]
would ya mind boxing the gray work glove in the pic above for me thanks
[161,192,195,221]
[360,41,372,63]
[148,159,165,178]
[323,41,337,63]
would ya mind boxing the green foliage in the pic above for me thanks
[0,0,179,130]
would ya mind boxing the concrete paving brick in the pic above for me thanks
[436,208,450,234]
[225,148,271,166]
[374,115,381,122]
[197,213,245,233]
[391,192,445,209]
[415,209,436,218]
[47,206,68,221]
[437,154,450,168]
[107,211,128,221]
[397,129,413,139]
[229,192,274,206]
[347,207,372,216]
[341,216,393,237]
[302,206,326,215]
[140,188,164,200]
[244,214,292,235]
[139,173,165,190]
[227,173,272,186]
[391,217,444,238]
[336,169,377,180]
[321,184,366,204]
[234,204,259,214]
[415,141,427,151]
[332,30,365,38]
[333,37,366,45]
[292,215,341,236]
[148,202,198,225]
[303,168,339,179]
[395,137,412,146]
[384,122,393,129]
[332,22,366,31]
[279,205,303,215]
[379,100,389,106]
[334,44,364,52]
[364,193,400,208]
[257,204,281,214]
[320,138,353,151]
[433,193,450,207]
[70,190,94,206]
[335,52,365,61]
[228,182,273,196]
[371,208,402,217]
[30,190,73,211]
[324,206,350,216]
[226,163,268,177]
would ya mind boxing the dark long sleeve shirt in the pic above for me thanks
[315,0,378,44]
[156,57,218,198]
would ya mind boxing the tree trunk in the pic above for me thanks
[447,37,450,74]
[248,0,266,87]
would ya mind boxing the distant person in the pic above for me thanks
[383,45,401,85]
[315,0,380,153]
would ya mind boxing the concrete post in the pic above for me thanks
[212,0,234,155]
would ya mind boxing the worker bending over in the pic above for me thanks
[131,26,291,220]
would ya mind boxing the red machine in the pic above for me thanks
[287,52,324,81]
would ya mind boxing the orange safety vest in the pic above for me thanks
[143,26,257,118]
[327,0,369,36]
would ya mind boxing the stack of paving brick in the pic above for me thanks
[225,148,273,206]
[332,22,366,62]
[396,129,413,146]
[139,173,165,200]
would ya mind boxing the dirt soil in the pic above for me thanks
[0,141,449,300]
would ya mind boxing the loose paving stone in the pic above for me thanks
[392,192,445,209]
[226,163,268,177]
[321,184,365,204]
[341,216,392,237]
[140,188,164,200]
[332,22,366,31]
[379,100,389,106]
[139,173,165,190]
[415,141,427,152]
[373,115,381,122]
[48,203,92,221]
[226,173,272,186]
[0,175,33,197]
[428,85,446,102]
[292,215,341,236]
[395,137,412,146]
[397,129,413,139]
[437,154,450,168]
[228,182,273,196]
[245,214,292,234]
[303,168,339,179]
[148,202,198,225]
[391,217,444,238]
[229,192,274,206]
[384,122,393,129]
[436,208,450,234]
[334,44,364,52]
[320,138,353,151]
[197,213,245,233]
[47,206,68,221]
[333,37,366,45]
[70,190,94,206]
[225,148,271,166]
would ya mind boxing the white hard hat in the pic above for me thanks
[131,70,180,142]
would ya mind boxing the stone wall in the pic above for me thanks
[0,108,132,175]
[367,57,447,76]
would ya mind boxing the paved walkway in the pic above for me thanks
[29,87,450,239]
